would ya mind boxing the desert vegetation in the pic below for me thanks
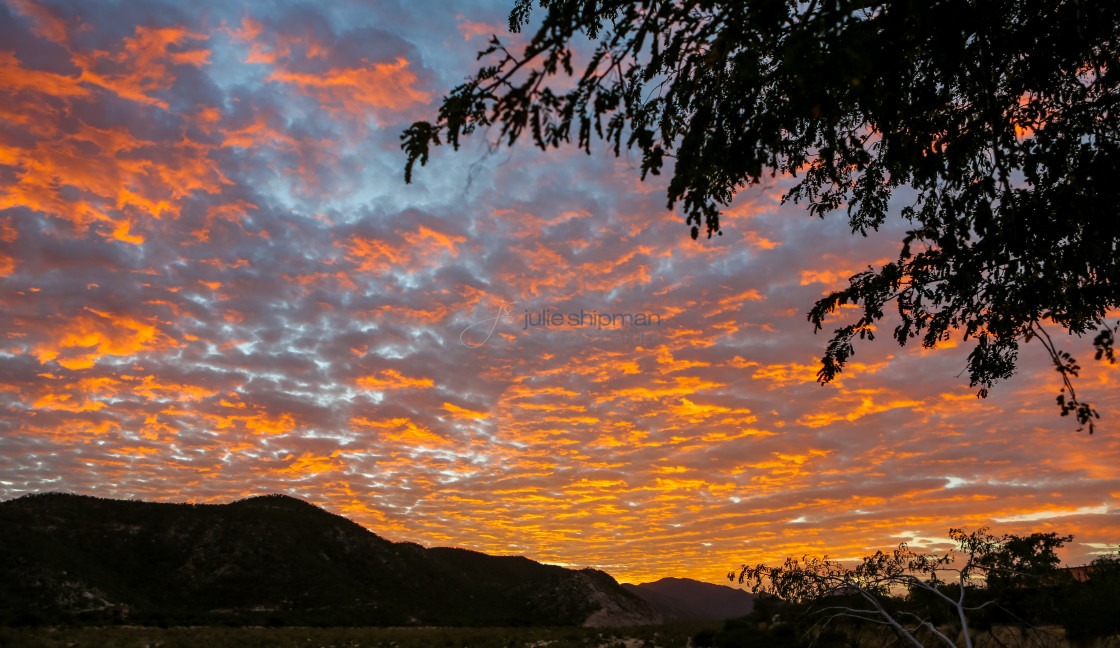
[0,623,715,648]
[719,529,1120,648]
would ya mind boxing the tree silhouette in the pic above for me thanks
[403,0,1120,430]
[730,528,1073,648]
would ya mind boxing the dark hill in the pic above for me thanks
[622,577,755,622]
[0,492,660,627]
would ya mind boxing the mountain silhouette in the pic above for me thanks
[622,577,755,622]
[0,492,661,627]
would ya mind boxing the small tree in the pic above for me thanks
[730,528,1071,648]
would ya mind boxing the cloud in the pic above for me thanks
[1,0,1118,588]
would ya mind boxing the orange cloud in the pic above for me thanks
[6,0,70,45]
[351,416,447,446]
[600,375,726,403]
[456,15,503,41]
[743,230,781,250]
[220,114,300,150]
[357,369,435,390]
[797,391,925,427]
[800,268,853,286]
[267,56,431,119]
[217,411,296,436]
[672,398,755,424]
[30,309,178,370]
[751,361,820,387]
[0,119,227,236]
[337,225,466,278]
[336,236,408,274]
[281,451,342,477]
[402,225,467,264]
[0,19,230,246]
[442,402,489,420]
[75,26,210,109]
[0,50,88,99]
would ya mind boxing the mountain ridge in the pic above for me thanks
[621,576,755,622]
[0,492,661,627]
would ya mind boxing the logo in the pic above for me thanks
[459,301,518,348]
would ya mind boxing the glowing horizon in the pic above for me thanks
[1,0,1118,587]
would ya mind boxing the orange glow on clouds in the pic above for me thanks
[75,26,211,109]
[267,57,431,115]
[30,310,176,370]
[1,0,1117,589]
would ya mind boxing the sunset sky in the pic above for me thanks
[2,0,1118,587]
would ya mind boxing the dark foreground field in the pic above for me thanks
[0,623,719,648]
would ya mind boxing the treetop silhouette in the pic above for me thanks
[403,0,1120,430]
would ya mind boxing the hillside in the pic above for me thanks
[0,493,660,627]
[622,577,755,622]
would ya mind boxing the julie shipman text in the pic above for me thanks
[523,308,662,330]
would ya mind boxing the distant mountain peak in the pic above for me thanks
[621,576,755,622]
[637,576,696,586]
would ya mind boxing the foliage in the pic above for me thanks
[402,0,1120,430]
[1056,550,1120,643]
[730,528,1074,648]
[707,614,808,648]
[973,530,1071,594]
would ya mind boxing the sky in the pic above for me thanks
[1,0,1118,587]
